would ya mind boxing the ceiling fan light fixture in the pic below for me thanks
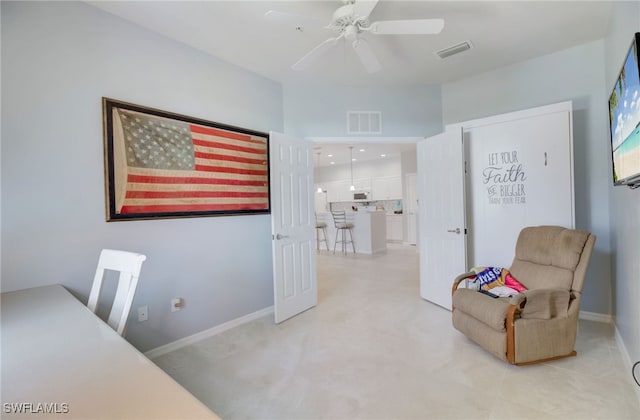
[436,40,473,59]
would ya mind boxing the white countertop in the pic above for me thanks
[1,285,218,419]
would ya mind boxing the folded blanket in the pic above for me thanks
[471,266,528,294]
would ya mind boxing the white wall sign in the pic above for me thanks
[482,149,527,206]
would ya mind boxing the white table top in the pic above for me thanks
[1,285,218,419]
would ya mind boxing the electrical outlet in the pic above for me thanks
[137,305,148,322]
[171,298,184,312]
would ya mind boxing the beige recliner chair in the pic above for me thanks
[451,226,596,365]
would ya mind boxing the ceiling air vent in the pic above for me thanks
[436,41,472,59]
[347,111,382,135]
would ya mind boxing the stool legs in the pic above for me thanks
[348,228,355,253]
[316,226,329,251]
[322,227,329,251]
[333,227,356,254]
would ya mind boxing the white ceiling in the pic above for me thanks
[86,0,613,168]
[88,0,613,86]
[313,142,416,167]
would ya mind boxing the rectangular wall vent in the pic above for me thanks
[436,41,472,59]
[347,111,382,135]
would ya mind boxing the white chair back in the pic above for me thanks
[87,249,146,336]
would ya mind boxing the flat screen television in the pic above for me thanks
[609,32,640,188]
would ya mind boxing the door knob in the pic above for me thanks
[447,228,461,234]
[275,233,289,240]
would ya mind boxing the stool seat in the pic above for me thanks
[335,223,354,229]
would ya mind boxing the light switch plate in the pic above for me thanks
[137,305,148,322]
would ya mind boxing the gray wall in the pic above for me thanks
[1,1,282,352]
[283,83,443,138]
[604,1,640,366]
[441,40,612,316]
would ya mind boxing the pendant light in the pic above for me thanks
[349,146,355,191]
[315,151,323,193]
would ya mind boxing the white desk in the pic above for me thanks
[1,285,218,419]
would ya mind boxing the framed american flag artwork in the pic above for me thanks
[102,98,270,221]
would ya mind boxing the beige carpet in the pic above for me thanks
[153,244,640,419]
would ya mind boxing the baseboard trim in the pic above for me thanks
[579,310,612,323]
[614,324,640,406]
[144,306,274,360]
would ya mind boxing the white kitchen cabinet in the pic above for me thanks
[325,182,338,203]
[386,214,403,242]
[314,184,328,213]
[326,180,352,202]
[353,177,372,192]
[372,176,402,200]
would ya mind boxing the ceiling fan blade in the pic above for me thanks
[353,0,379,19]
[292,37,340,71]
[369,19,445,35]
[352,38,381,74]
[264,10,325,28]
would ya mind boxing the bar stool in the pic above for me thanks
[315,214,329,251]
[331,210,356,254]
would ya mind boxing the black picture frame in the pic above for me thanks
[102,98,270,221]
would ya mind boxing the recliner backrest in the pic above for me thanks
[509,226,593,292]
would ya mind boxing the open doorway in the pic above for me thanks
[310,138,420,256]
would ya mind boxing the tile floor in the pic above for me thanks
[153,244,640,419]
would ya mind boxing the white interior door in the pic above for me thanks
[418,128,466,310]
[465,106,573,268]
[405,173,418,245]
[270,132,317,323]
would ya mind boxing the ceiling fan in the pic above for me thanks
[265,0,444,74]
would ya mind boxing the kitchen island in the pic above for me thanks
[318,211,387,254]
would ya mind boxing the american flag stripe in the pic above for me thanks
[127,167,267,182]
[126,182,267,193]
[125,191,268,199]
[194,151,266,165]
[127,173,267,187]
[123,197,268,206]
[194,164,267,176]
[192,138,266,155]
[120,203,268,214]
[189,124,266,146]
[115,109,269,215]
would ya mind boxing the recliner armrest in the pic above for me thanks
[452,271,476,294]
[509,293,527,306]
[513,288,571,320]
[451,272,478,311]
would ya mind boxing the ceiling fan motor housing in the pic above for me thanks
[332,4,369,37]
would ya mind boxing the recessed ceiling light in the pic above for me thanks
[330,161,335,165]
[328,154,333,157]
[352,158,357,161]
[359,148,365,152]
[380,154,386,157]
